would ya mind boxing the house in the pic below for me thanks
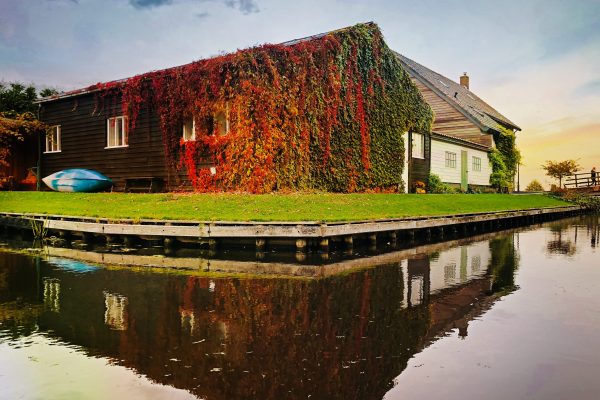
[396,53,521,192]
[34,23,432,193]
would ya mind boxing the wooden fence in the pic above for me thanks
[564,172,598,189]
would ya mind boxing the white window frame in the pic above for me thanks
[411,132,425,159]
[472,156,482,172]
[106,116,128,149]
[445,151,457,168]
[45,125,61,153]
[182,117,196,142]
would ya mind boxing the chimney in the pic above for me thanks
[460,72,469,89]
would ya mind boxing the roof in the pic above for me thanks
[36,23,376,104]
[431,131,491,152]
[395,53,521,133]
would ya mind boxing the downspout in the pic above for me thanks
[36,103,42,191]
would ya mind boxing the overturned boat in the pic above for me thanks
[42,169,112,192]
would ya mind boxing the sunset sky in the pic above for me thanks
[1,0,598,189]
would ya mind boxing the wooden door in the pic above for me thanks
[461,150,468,191]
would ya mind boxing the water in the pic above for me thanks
[0,216,599,400]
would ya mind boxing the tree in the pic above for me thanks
[0,111,46,168]
[0,82,59,113]
[0,82,58,174]
[542,160,581,188]
[525,179,544,192]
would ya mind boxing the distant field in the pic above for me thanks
[0,192,571,222]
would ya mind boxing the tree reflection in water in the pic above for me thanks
[0,232,523,400]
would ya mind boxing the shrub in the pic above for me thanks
[525,179,544,192]
[427,174,452,194]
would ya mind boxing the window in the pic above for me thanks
[182,117,195,141]
[445,151,457,168]
[411,133,425,159]
[45,125,61,153]
[214,103,230,136]
[472,156,482,172]
[106,116,128,148]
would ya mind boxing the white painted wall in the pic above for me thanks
[401,132,409,193]
[430,139,491,186]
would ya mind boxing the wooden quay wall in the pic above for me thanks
[0,206,583,256]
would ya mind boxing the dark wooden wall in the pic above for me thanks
[407,132,431,192]
[411,79,493,147]
[39,94,190,191]
[1,135,38,190]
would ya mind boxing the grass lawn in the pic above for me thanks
[0,192,572,222]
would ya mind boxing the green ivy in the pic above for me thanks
[489,126,521,191]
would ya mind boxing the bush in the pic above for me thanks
[427,174,452,194]
[550,191,600,212]
[525,179,544,192]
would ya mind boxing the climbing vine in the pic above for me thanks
[93,23,432,193]
[489,126,521,191]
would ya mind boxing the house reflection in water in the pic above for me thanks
[43,278,61,313]
[104,291,128,331]
[0,232,521,400]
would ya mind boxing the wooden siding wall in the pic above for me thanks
[412,79,493,147]
[408,132,431,191]
[430,139,491,186]
[40,94,193,191]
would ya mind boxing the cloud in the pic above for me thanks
[129,0,173,9]
[128,0,259,14]
[196,11,210,18]
[224,0,259,14]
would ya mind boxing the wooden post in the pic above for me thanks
[368,234,377,247]
[296,238,307,252]
[388,231,397,247]
[319,238,329,253]
[344,235,354,249]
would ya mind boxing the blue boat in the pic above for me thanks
[42,169,113,192]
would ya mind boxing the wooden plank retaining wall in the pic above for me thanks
[0,206,583,254]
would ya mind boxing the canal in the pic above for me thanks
[0,215,599,400]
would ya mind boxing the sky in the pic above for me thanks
[1,0,599,189]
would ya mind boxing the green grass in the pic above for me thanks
[0,192,572,222]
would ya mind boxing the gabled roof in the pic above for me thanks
[431,131,491,152]
[395,53,521,133]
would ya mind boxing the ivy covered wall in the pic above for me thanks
[96,23,433,193]
[489,126,521,191]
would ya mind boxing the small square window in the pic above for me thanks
[106,116,128,148]
[472,156,482,172]
[445,151,457,168]
[45,125,61,153]
[182,117,195,141]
